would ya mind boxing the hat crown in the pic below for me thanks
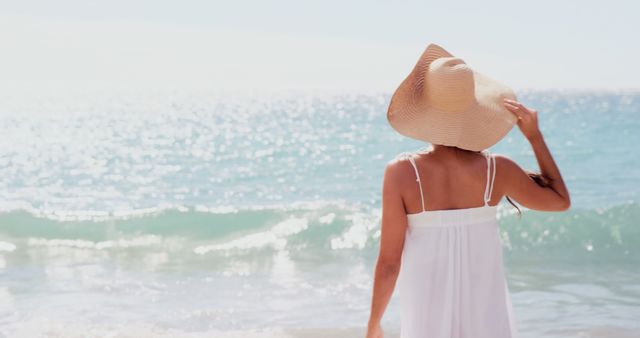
[387,43,517,151]
[424,57,476,112]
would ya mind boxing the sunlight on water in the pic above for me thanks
[0,89,639,337]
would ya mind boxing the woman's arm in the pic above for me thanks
[366,160,408,337]
[500,98,571,211]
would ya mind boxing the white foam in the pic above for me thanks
[194,217,308,254]
[330,212,378,250]
[27,235,164,250]
[0,241,16,252]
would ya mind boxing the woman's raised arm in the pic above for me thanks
[499,98,571,212]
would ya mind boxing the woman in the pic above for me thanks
[366,44,570,338]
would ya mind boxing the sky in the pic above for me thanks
[1,0,638,91]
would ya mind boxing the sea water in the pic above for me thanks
[0,88,638,337]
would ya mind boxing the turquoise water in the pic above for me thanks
[0,89,638,337]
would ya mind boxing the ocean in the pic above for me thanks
[0,88,638,337]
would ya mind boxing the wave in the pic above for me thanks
[0,202,637,261]
[499,202,639,261]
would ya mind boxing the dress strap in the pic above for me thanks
[483,151,497,206]
[407,155,426,212]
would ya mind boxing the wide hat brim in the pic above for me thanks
[387,43,518,151]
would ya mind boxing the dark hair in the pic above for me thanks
[506,171,552,217]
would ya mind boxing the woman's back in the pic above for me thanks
[397,147,499,214]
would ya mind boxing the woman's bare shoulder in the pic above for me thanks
[492,153,529,177]
[386,151,415,167]
[383,152,415,181]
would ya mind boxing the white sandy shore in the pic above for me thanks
[4,321,639,338]
[283,327,640,338]
[221,326,640,338]
[284,327,398,338]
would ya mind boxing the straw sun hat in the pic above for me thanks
[387,43,518,151]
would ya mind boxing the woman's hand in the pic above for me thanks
[500,98,571,212]
[365,321,384,338]
[503,98,542,141]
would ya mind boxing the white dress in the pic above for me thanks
[398,151,518,338]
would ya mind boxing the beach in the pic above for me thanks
[0,88,639,337]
